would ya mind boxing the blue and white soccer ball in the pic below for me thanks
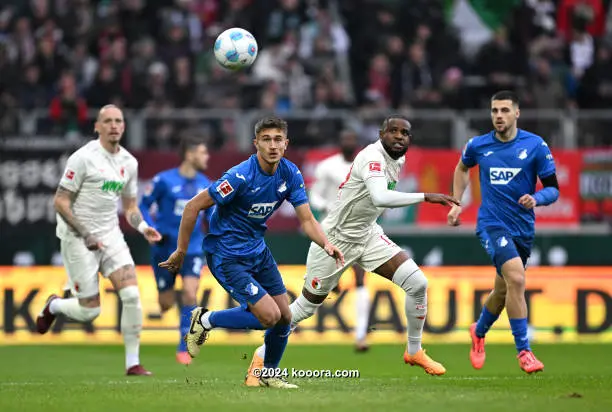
[213,28,258,70]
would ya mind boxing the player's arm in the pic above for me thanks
[363,161,458,208]
[122,161,162,243]
[54,154,102,250]
[54,186,92,239]
[294,203,344,267]
[451,160,471,204]
[176,188,215,253]
[519,142,560,209]
[448,139,477,225]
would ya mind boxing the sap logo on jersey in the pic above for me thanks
[248,201,278,219]
[489,167,522,185]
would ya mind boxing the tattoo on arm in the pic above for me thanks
[55,186,89,237]
[126,209,143,229]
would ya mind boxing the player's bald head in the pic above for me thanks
[97,104,123,121]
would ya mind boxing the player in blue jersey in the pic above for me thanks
[139,136,213,365]
[448,91,559,374]
[159,116,344,388]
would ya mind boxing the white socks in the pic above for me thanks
[289,294,321,328]
[118,286,142,369]
[49,297,100,322]
[200,310,212,329]
[354,286,370,342]
[391,260,428,356]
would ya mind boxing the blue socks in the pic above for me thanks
[509,317,530,353]
[475,306,500,338]
[178,304,196,352]
[263,323,291,369]
[209,306,265,330]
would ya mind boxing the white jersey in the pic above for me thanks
[322,140,404,242]
[309,153,353,212]
[56,139,138,240]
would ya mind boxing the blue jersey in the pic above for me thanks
[205,155,309,258]
[461,129,556,239]
[139,168,213,255]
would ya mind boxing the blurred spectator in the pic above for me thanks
[526,57,567,109]
[578,43,612,107]
[19,64,48,110]
[557,0,607,40]
[49,72,87,136]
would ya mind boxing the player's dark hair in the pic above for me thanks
[179,136,206,160]
[491,90,519,106]
[254,115,288,136]
[380,114,411,132]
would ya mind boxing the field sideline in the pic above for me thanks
[1,343,611,412]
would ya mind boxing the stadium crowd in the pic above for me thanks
[1,0,612,148]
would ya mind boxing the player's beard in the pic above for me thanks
[381,140,408,159]
[341,147,355,161]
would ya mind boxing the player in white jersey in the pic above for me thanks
[245,116,459,384]
[309,129,371,352]
[36,104,162,376]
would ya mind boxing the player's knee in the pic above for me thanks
[181,290,198,307]
[504,271,525,291]
[392,259,427,296]
[290,294,320,324]
[118,285,141,307]
[258,306,281,329]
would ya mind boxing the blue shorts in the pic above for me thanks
[206,247,286,307]
[477,227,532,276]
[152,248,204,292]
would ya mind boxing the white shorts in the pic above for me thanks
[304,226,403,295]
[60,230,134,298]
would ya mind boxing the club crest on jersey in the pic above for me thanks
[490,167,522,185]
[517,149,528,160]
[217,180,233,197]
[278,181,287,193]
[248,201,278,219]
[120,166,125,177]
[311,277,321,290]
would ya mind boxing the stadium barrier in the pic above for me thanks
[1,266,611,345]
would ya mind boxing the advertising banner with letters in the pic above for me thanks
[1,266,611,345]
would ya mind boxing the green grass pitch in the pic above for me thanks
[1,344,611,412]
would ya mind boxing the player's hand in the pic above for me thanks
[84,233,103,251]
[158,250,186,274]
[424,193,461,207]
[447,205,462,226]
[518,194,537,209]
[143,227,162,244]
[324,242,345,268]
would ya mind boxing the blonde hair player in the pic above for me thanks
[36,104,162,376]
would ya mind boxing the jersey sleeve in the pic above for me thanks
[208,169,246,205]
[461,138,477,168]
[287,168,309,208]
[535,141,556,179]
[58,152,86,192]
[354,150,386,182]
[139,174,165,227]
[122,158,139,198]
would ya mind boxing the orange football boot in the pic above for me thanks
[469,322,486,369]
[245,346,264,386]
[404,349,446,375]
[517,350,544,374]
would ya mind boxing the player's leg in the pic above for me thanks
[486,230,543,373]
[246,240,354,385]
[353,264,370,352]
[175,256,203,364]
[103,235,150,376]
[37,238,102,334]
[362,230,445,375]
[470,274,506,369]
[151,249,177,313]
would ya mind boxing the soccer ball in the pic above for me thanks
[213,28,258,71]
